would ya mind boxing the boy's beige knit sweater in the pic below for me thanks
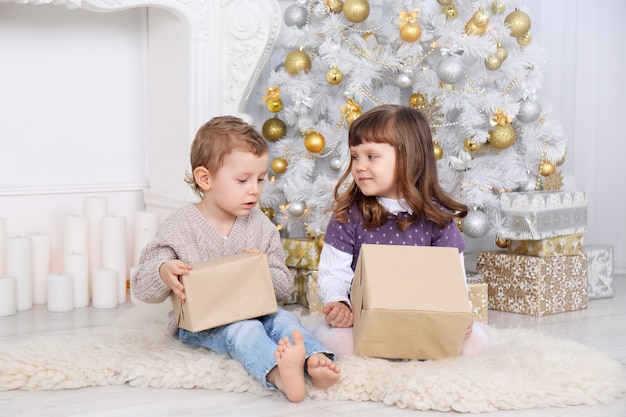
[131,204,292,336]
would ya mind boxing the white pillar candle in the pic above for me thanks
[133,229,156,267]
[101,216,127,304]
[30,233,51,305]
[0,275,17,316]
[6,236,33,311]
[64,252,89,308]
[83,196,108,297]
[92,268,118,309]
[47,273,74,313]
[64,215,88,255]
[0,218,6,275]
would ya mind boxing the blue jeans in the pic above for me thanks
[178,307,333,390]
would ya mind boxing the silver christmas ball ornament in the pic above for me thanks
[436,55,465,85]
[330,156,342,171]
[288,201,305,216]
[517,99,542,123]
[461,209,489,238]
[396,73,412,89]
[284,4,308,28]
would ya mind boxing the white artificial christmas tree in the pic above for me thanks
[256,0,568,244]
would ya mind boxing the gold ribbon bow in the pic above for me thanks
[490,109,512,126]
[399,9,420,25]
[262,86,281,103]
[340,98,362,116]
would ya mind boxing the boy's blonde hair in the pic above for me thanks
[185,115,268,197]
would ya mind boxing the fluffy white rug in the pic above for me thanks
[1,302,625,413]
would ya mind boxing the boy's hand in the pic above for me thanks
[323,301,354,328]
[243,248,264,254]
[159,260,192,302]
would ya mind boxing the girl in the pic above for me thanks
[314,104,489,359]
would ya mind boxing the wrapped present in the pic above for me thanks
[303,270,324,315]
[466,274,488,323]
[476,251,588,316]
[499,191,587,240]
[585,245,614,299]
[507,233,584,257]
[283,267,308,307]
[283,237,321,269]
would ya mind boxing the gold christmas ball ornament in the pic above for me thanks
[433,140,443,160]
[517,32,533,47]
[326,67,344,85]
[342,0,370,23]
[539,161,556,176]
[488,123,516,149]
[400,22,422,42]
[464,136,480,152]
[266,98,283,113]
[409,92,427,109]
[495,42,508,62]
[495,236,510,248]
[262,117,287,142]
[260,206,275,220]
[304,131,326,153]
[271,157,288,174]
[504,9,531,38]
[472,8,491,27]
[490,1,506,15]
[465,20,486,36]
[485,54,502,70]
[442,4,458,19]
[437,0,452,5]
[284,49,312,75]
[325,0,344,14]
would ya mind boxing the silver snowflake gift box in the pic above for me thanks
[500,191,588,240]
[585,244,614,299]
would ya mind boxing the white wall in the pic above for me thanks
[0,4,149,272]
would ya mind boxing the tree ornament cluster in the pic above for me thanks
[256,0,568,239]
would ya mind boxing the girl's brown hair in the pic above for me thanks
[185,115,268,197]
[332,104,467,230]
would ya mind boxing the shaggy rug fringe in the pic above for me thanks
[1,302,625,413]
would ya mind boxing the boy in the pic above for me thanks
[132,116,340,402]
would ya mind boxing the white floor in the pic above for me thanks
[1,275,625,417]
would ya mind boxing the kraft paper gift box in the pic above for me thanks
[283,237,321,269]
[466,274,488,323]
[172,253,278,332]
[507,233,584,257]
[585,244,614,299]
[476,251,588,316]
[351,244,472,360]
[499,191,587,240]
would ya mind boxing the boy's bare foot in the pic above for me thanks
[307,353,341,389]
[271,330,306,402]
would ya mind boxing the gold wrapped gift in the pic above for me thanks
[283,267,308,307]
[466,275,488,323]
[283,238,321,269]
[303,270,324,315]
[508,233,584,257]
[476,251,588,316]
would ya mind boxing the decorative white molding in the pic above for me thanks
[0,181,150,197]
[4,0,282,215]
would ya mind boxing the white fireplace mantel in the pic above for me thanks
[4,0,282,217]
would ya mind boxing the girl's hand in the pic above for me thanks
[323,301,354,328]
[159,260,192,302]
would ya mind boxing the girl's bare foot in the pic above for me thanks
[307,353,341,389]
[271,330,306,402]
